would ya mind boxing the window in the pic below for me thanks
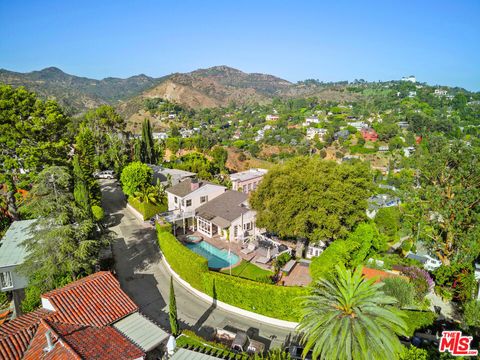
[198,218,212,235]
[234,225,238,238]
[174,197,178,204]
[186,199,192,207]
[0,271,13,290]
[243,222,253,231]
[200,196,208,204]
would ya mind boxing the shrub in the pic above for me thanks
[398,266,434,301]
[434,264,476,302]
[156,226,208,290]
[403,310,436,337]
[91,205,104,222]
[156,220,172,233]
[463,300,480,329]
[120,162,153,197]
[382,277,415,308]
[400,345,428,360]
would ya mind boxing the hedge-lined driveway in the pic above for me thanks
[100,179,296,350]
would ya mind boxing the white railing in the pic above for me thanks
[157,210,195,223]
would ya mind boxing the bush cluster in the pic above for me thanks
[129,197,166,221]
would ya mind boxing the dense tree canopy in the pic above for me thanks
[120,161,153,197]
[407,136,480,264]
[250,157,374,242]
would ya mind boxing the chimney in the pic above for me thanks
[190,178,199,191]
[44,330,54,352]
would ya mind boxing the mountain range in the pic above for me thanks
[0,65,359,116]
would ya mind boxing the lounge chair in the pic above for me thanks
[241,243,256,255]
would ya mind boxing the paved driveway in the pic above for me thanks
[100,179,297,350]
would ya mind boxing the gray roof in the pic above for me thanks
[113,312,169,352]
[0,219,37,268]
[149,165,195,186]
[166,178,222,198]
[196,191,250,228]
[170,348,221,360]
[230,168,267,182]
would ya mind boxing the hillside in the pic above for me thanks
[0,67,162,113]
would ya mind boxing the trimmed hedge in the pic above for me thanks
[203,271,306,322]
[129,197,167,220]
[156,226,307,321]
[156,225,208,290]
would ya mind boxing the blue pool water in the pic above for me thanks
[186,241,239,269]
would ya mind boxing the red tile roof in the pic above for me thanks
[23,319,144,360]
[0,309,52,360]
[362,267,399,283]
[42,271,138,327]
[0,272,145,360]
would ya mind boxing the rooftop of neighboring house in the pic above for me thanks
[368,194,401,211]
[229,168,268,183]
[0,272,161,360]
[0,219,37,268]
[196,190,250,226]
[166,178,225,198]
[148,165,196,186]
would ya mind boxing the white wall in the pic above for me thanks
[229,210,257,242]
[167,184,226,212]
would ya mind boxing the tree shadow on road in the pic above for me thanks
[192,281,217,335]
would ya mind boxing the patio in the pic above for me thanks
[280,261,312,287]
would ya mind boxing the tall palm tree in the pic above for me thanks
[297,265,407,360]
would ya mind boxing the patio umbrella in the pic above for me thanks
[266,247,271,260]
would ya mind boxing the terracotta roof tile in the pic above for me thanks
[42,271,138,327]
[0,309,51,337]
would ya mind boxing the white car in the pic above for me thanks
[94,170,115,179]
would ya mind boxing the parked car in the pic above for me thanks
[214,328,265,354]
[94,170,115,179]
[287,345,313,360]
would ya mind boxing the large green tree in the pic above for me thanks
[0,85,71,217]
[19,166,102,311]
[250,157,373,242]
[140,118,157,164]
[298,265,407,360]
[120,161,153,197]
[407,136,480,264]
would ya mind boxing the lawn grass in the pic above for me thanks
[221,260,274,283]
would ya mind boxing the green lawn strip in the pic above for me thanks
[221,260,273,282]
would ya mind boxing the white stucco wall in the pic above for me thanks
[167,184,226,212]
[229,210,257,242]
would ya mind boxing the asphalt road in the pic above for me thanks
[100,179,297,350]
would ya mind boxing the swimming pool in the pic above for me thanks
[186,241,240,269]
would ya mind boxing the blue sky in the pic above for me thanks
[1,0,479,90]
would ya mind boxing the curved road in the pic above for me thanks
[100,179,296,350]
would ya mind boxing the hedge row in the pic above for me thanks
[203,271,306,322]
[156,224,208,290]
[156,225,306,321]
[129,197,167,220]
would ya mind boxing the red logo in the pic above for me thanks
[439,331,478,356]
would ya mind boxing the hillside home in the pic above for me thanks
[403,146,416,157]
[303,116,320,126]
[148,165,196,186]
[306,241,326,259]
[347,121,368,131]
[0,272,169,359]
[152,132,168,140]
[408,91,417,98]
[166,178,226,214]
[397,121,409,129]
[195,190,256,242]
[401,75,417,83]
[406,251,442,271]
[361,128,378,142]
[306,127,328,141]
[0,220,37,294]
[230,168,268,194]
[334,130,350,141]
[367,194,401,218]
[265,114,279,121]
[434,89,448,96]
[378,145,389,152]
